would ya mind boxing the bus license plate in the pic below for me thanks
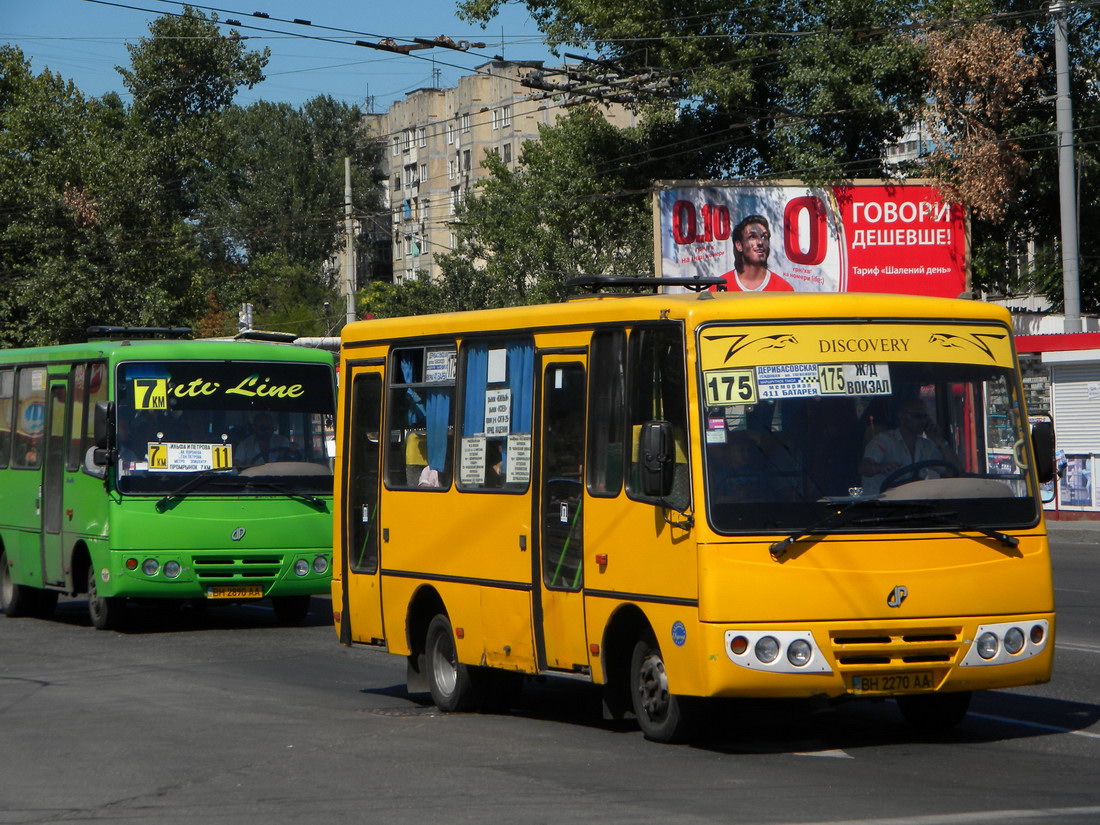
[852,672,934,694]
[205,585,264,599]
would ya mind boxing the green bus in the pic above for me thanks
[0,328,336,629]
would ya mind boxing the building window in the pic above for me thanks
[502,143,512,164]
[417,127,426,147]
[450,187,460,215]
[446,123,455,145]
[393,173,401,192]
[462,149,471,171]
[420,163,428,185]
[461,112,470,132]
[450,231,457,250]
[502,105,512,127]
[491,108,500,130]
[448,159,456,180]
[391,136,400,156]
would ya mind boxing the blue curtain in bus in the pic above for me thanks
[462,346,488,437]
[399,353,426,427]
[424,389,449,471]
[506,342,533,434]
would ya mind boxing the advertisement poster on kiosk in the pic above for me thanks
[654,180,968,297]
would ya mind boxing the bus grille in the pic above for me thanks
[828,627,963,668]
[193,555,283,580]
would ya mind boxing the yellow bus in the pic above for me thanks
[332,279,1056,742]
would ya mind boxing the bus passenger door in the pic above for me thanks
[40,378,69,586]
[536,357,590,672]
[340,364,385,646]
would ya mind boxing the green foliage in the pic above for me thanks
[434,107,654,310]
[0,6,380,346]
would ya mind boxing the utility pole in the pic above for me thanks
[1051,0,1082,333]
[343,156,357,328]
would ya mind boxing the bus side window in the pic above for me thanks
[627,325,689,511]
[587,329,625,496]
[457,339,534,491]
[386,346,456,490]
[0,368,13,469]
[12,366,46,469]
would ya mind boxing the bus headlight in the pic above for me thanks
[787,639,813,667]
[1003,627,1025,655]
[294,559,309,576]
[141,559,159,576]
[313,555,329,574]
[164,561,181,579]
[755,636,780,663]
[976,632,999,660]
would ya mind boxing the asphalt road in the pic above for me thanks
[2,529,1099,825]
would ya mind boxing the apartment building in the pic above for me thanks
[369,60,639,283]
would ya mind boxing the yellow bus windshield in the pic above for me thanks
[697,322,1037,534]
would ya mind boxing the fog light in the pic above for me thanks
[976,631,999,660]
[787,639,813,667]
[164,561,181,579]
[1004,627,1025,655]
[1030,624,1045,644]
[755,636,780,663]
[313,555,329,574]
[125,558,138,570]
[141,559,159,576]
[294,559,309,576]
[729,635,749,655]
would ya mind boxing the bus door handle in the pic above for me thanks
[36,485,42,515]
[382,528,389,543]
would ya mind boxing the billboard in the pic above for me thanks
[654,181,968,297]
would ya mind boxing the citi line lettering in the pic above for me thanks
[225,375,305,398]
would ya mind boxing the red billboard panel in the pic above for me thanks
[655,181,968,297]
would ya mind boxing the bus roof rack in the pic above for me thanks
[566,275,726,294]
[234,329,299,343]
[86,326,192,340]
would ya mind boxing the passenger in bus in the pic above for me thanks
[859,398,961,495]
[235,413,292,467]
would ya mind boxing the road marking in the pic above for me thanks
[1056,641,1100,654]
[793,749,853,758]
[969,712,1100,739]
[783,805,1100,824]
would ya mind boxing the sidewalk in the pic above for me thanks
[1046,517,1100,545]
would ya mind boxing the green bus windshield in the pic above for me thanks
[115,360,334,496]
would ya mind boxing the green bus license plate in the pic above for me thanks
[852,671,934,694]
[205,585,264,599]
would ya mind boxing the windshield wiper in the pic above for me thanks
[155,470,234,512]
[244,481,326,510]
[769,499,883,561]
[852,508,1019,548]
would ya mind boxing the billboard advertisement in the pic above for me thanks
[654,181,968,297]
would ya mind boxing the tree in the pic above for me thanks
[433,107,655,309]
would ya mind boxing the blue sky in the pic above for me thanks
[3,0,562,110]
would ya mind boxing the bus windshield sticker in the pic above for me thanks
[484,388,511,435]
[506,432,532,484]
[755,364,820,399]
[703,369,757,406]
[460,436,487,486]
[133,378,169,410]
[817,363,892,396]
[147,442,233,472]
[425,349,456,382]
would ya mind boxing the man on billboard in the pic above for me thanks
[719,215,795,292]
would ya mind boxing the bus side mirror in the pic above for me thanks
[94,401,114,449]
[1031,420,1055,483]
[639,421,675,498]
